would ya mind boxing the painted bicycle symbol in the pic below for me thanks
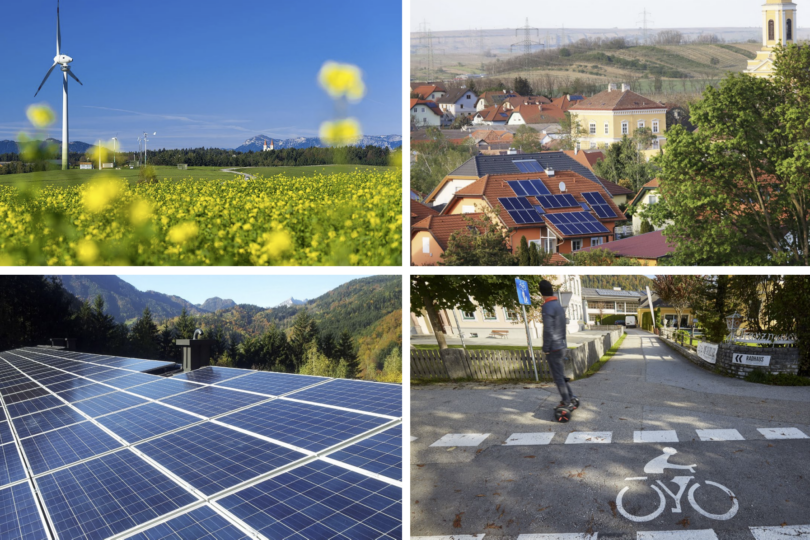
[615,447,739,522]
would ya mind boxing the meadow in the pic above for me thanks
[0,166,241,188]
[0,167,401,266]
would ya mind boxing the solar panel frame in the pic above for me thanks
[159,386,269,419]
[70,391,149,418]
[3,387,50,405]
[55,383,117,403]
[0,422,16,446]
[0,482,50,540]
[0,443,27,488]
[97,402,201,444]
[123,360,179,373]
[126,505,251,540]
[44,377,95,393]
[125,378,205,401]
[582,191,619,219]
[287,379,402,417]
[102,372,160,390]
[544,211,610,236]
[171,366,253,385]
[0,381,40,396]
[20,421,123,474]
[497,197,544,226]
[326,424,402,481]
[12,405,87,439]
[215,371,328,397]
[536,194,580,209]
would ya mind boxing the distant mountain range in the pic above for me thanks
[0,139,92,155]
[234,134,402,153]
[198,297,237,312]
[277,297,306,307]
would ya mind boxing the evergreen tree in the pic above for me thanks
[336,330,359,379]
[175,307,197,339]
[129,307,159,358]
[317,332,338,362]
[156,322,176,360]
[290,310,318,371]
[259,325,293,372]
[518,236,531,266]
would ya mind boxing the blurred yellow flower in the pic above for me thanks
[26,104,56,128]
[320,118,362,146]
[76,239,99,265]
[167,222,199,244]
[318,62,365,102]
[82,178,122,213]
[129,199,153,226]
[262,231,292,259]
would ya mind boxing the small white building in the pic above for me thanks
[410,99,443,127]
[436,88,478,125]
[79,162,93,170]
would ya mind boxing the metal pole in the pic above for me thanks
[522,304,539,381]
[98,140,101,170]
[451,309,466,351]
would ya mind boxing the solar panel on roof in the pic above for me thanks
[506,179,552,197]
[159,386,268,418]
[3,387,50,405]
[498,197,544,225]
[136,422,306,496]
[71,391,148,418]
[582,191,619,219]
[0,422,15,446]
[536,194,579,209]
[0,444,27,487]
[172,366,251,385]
[544,211,611,236]
[126,378,204,400]
[288,379,402,417]
[36,450,199,540]
[13,405,87,439]
[127,505,251,540]
[217,460,401,540]
[513,160,543,173]
[0,381,40,396]
[219,400,391,452]
[124,360,178,373]
[216,371,327,396]
[21,421,122,474]
[43,376,93,393]
[103,372,159,389]
[327,424,402,481]
[56,382,116,403]
[0,482,49,539]
[97,402,200,443]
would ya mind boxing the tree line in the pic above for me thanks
[144,145,393,168]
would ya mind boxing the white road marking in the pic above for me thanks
[504,433,555,446]
[517,534,597,539]
[411,436,419,441]
[757,427,809,440]
[412,537,486,540]
[637,530,718,539]
[430,433,490,447]
[695,429,744,441]
[634,430,679,443]
[750,525,810,539]
[565,432,612,444]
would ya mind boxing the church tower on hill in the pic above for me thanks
[745,0,798,78]
[262,139,275,152]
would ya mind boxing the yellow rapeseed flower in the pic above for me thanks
[129,199,153,226]
[320,118,362,146]
[26,104,56,128]
[82,178,123,213]
[76,239,99,265]
[318,62,365,102]
[262,231,293,259]
[167,222,199,244]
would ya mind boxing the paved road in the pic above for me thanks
[410,329,810,539]
[220,167,254,180]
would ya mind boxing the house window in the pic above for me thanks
[652,120,659,134]
[648,195,658,204]
[769,20,775,40]
[572,239,582,251]
[590,237,603,247]
[483,308,498,321]
[422,237,430,254]
[460,104,464,109]
[461,310,476,321]
[622,122,629,135]
[638,120,645,130]
[503,308,519,322]
[466,94,471,99]
[652,139,660,150]
[787,19,793,40]
[604,123,609,135]
[421,107,425,112]
[462,205,475,214]
[590,141,597,149]
[589,122,596,135]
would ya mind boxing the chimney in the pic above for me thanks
[622,83,631,92]
[546,167,555,177]
[176,330,216,372]
[574,146,579,155]
[613,287,622,291]
[50,338,77,350]
[507,147,518,155]
[608,83,617,92]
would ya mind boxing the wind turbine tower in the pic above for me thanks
[34,1,83,171]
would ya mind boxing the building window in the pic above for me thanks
[652,120,660,134]
[604,123,609,135]
[648,195,658,205]
[462,205,475,214]
[483,308,497,321]
[572,239,582,251]
[589,122,596,135]
[638,120,645,130]
[422,237,430,254]
[591,237,603,247]
[769,20,775,41]
[652,139,660,150]
[787,19,792,40]
[590,141,597,149]
[421,107,425,113]
[503,308,518,322]
[461,310,476,321]
[622,122,629,135]
[460,104,464,109]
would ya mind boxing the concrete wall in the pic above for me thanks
[660,336,800,379]
[567,327,625,378]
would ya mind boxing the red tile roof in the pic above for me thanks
[411,213,486,250]
[475,104,512,123]
[410,99,443,117]
[509,103,566,124]
[577,230,674,260]
[630,178,660,206]
[411,200,440,226]
[571,89,665,111]
[551,95,584,113]
[596,177,635,197]
[412,85,444,99]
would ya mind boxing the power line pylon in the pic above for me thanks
[511,18,542,76]
[637,9,654,45]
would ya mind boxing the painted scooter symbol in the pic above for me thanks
[616,448,739,522]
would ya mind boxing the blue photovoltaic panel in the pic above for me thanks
[127,505,251,540]
[172,366,251,385]
[498,197,544,225]
[582,191,618,219]
[84,368,131,382]
[56,382,117,403]
[218,460,401,540]
[160,386,267,418]
[220,400,390,452]
[0,377,28,390]
[71,391,148,418]
[13,405,87,439]
[36,450,199,540]
[506,179,552,197]
[7,394,64,418]
[103,372,160,390]
[95,357,155,369]
[3,387,50,405]
[0,483,49,540]
[328,425,402,481]
[21,421,122,474]
[135,423,306,496]
[216,371,327,396]
[513,160,543,173]
[289,379,402,417]
[0,381,39,396]
[43,376,93,393]
[124,360,178,373]
[0,422,12,446]
[544,211,611,236]
[536,194,579,209]
[97,402,200,443]
[0,444,26,487]
[126,378,205,401]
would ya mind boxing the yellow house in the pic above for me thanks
[638,292,695,330]
[569,84,667,159]
[745,0,798,78]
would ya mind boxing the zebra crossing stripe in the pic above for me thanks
[634,430,679,443]
[565,431,612,444]
[637,530,718,539]
[749,525,810,539]
[516,534,597,539]
[504,433,555,446]
[757,428,809,440]
[696,429,745,441]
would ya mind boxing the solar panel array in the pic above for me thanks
[535,194,579,209]
[0,348,402,539]
[498,197,544,225]
[543,211,611,236]
[512,159,543,173]
[506,179,552,197]
[582,191,619,219]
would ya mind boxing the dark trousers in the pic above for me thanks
[546,348,575,404]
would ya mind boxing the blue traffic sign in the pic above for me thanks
[515,278,532,306]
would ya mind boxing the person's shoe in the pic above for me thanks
[569,398,580,410]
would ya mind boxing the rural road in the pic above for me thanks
[220,168,254,180]
[410,329,810,539]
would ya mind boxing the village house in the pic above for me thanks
[410,99,443,128]
[576,229,675,266]
[411,84,447,101]
[436,88,479,125]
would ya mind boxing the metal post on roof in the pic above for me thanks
[176,337,216,372]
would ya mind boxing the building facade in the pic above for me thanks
[745,0,798,78]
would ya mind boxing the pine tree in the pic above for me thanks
[518,236,531,266]
[175,307,197,339]
[290,310,318,371]
[129,306,159,358]
[336,330,359,379]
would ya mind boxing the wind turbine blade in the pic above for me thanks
[66,68,83,85]
[34,64,58,97]
[56,0,61,56]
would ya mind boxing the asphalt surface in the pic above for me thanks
[410,329,810,539]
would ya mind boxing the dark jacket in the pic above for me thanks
[541,298,567,353]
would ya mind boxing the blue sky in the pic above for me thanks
[1,0,402,151]
[118,275,374,307]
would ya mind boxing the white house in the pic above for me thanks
[629,179,671,234]
[410,99,443,127]
[436,88,479,125]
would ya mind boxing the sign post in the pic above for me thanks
[515,278,539,382]
[451,308,466,351]
[645,286,656,330]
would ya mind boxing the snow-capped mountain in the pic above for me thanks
[233,134,402,153]
[277,297,307,307]
[0,139,92,155]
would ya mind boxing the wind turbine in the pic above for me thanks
[34,0,83,171]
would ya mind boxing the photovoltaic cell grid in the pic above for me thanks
[36,450,199,540]
[3,387,50,405]
[0,422,15,446]
[0,483,49,539]
[507,179,552,196]
[12,405,87,439]
[56,382,117,403]
[0,443,26,487]
[327,425,402,481]
[171,366,252,385]
[543,211,611,236]
[289,379,402,418]
[136,422,307,496]
[70,391,148,418]
[21,421,122,475]
[218,460,401,540]
[159,386,268,418]
[97,402,200,444]
[582,191,619,219]
[127,505,250,540]
[126,378,205,400]
[216,371,328,396]
[536,193,579,209]
[498,197,544,225]
[219,400,391,452]
[512,159,543,173]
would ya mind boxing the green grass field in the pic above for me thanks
[0,166,240,188]
[236,164,392,178]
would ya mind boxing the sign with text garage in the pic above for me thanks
[732,353,771,366]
